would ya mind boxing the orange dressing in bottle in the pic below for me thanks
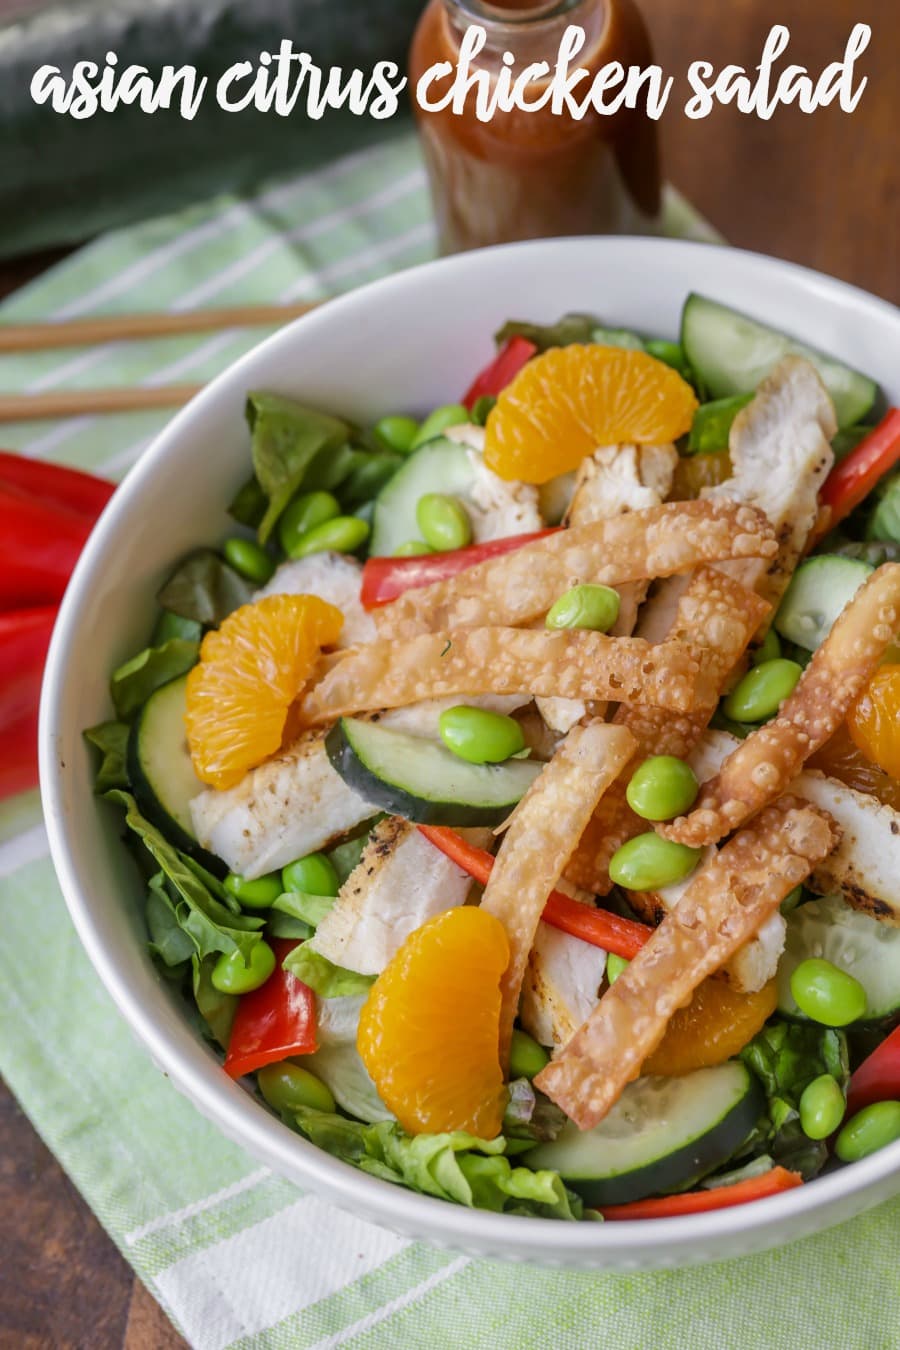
[409,0,662,253]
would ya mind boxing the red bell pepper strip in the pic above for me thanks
[846,1024,900,1118]
[0,482,96,608]
[361,529,559,610]
[819,407,900,530]
[462,336,538,410]
[416,825,651,960]
[594,1167,802,1220]
[0,450,114,519]
[0,606,57,800]
[223,939,317,1079]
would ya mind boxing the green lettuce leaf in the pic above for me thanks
[247,393,350,543]
[83,720,130,791]
[266,912,314,941]
[192,954,238,1049]
[151,611,203,645]
[157,549,253,627]
[272,890,336,929]
[146,872,195,969]
[282,944,374,998]
[495,313,601,350]
[228,475,268,529]
[741,1019,849,1179]
[110,640,198,720]
[292,1109,581,1220]
[503,1078,566,1148]
[107,792,264,964]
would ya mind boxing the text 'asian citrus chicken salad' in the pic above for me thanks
[88,295,900,1222]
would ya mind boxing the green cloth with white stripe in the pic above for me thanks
[1,131,896,1349]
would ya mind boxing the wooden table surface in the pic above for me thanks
[1,2,896,1346]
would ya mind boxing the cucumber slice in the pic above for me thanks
[525,1063,763,1205]
[127,675,216,865]
[774,555,874,651]
[681,294,877,430]
[370,437,477,557]
[325,717,541,827]
[777,894,900,1022]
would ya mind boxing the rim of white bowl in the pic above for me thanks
[40,236,900,1259]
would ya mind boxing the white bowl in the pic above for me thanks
[41,238,900,1269]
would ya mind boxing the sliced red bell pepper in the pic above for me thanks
[417,825,651,960]
[0,605,57,800]
[223,939,317,1079]
[595,1167,803,1220]
[361,529,559,610]
[846,1024,900,1118]
[462,336,538,410]
[0,482,96,608]
[0,451,114,519]
[819,407,900,529]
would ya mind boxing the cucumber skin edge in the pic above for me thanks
[125,709,226,878]
[325,719,526,829]
[530,1070,765,1208]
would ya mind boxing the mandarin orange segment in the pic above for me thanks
[358,906,510,1137]
[185,593,342,790]
[809,721,900,811]
[846,664,900,782]
[484,344,699,484]
[642,977,777,1078]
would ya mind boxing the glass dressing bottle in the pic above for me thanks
[409,0,662,254]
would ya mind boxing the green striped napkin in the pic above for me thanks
[1,131,896,1350]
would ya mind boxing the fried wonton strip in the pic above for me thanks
[661,563,900,847]
[479,722,637,1066]
[300,628,707,725]
[564,569,771,893]
[536,798,838,1130]
[374,500,777,640]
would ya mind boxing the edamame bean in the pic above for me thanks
[790,958,867,1027]
[224,871,283,909]
[799,1074,845,1140]
[438,705,525,764]
[722,658,802,723]
[752,629,782,666]
[509,1028,550,1081]
[780,884,804,915]
[281,853,340,898]
[223,537,275,585]
[416,493,472,552]
[606,954,630,985]
[411,403,469,449]
[835,1101,900,1163]
[290,515,370,559]
[608,833,702,891]
[279,491,340,556]
[625,755,699,822]
[211,940,276,995]
[258,1061,336,1115]
[545,584,621,634]
[393,539,435,557]
[373,414,419,455]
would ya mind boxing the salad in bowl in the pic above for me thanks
[84,282,900,1227]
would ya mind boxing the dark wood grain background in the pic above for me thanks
[0,1,896,1345]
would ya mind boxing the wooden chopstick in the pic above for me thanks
[0,384,203,422]
[0,301,321,353]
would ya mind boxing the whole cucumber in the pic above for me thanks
[0,0,421,257]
